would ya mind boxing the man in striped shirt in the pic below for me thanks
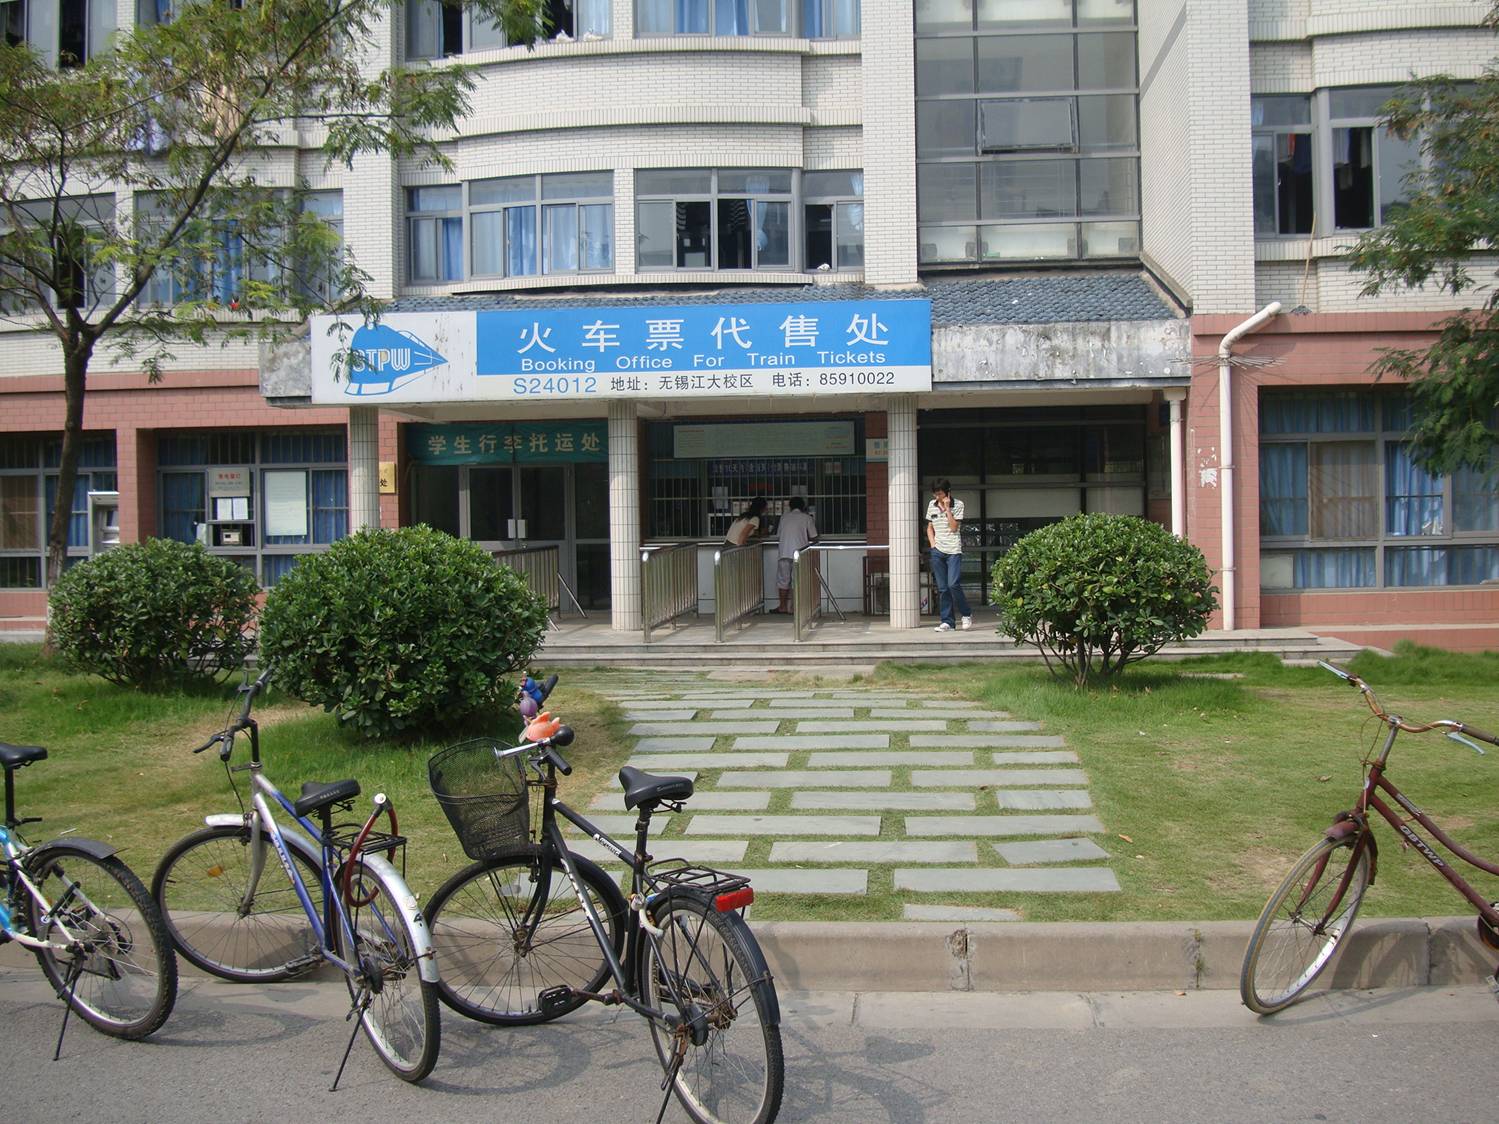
[925,479,972,633]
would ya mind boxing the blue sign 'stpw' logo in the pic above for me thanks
[345,324,447,397]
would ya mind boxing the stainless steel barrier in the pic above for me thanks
[714,543,765,643]
[491,544,585,631]
[793,544,887,642]
[640,541,699,643]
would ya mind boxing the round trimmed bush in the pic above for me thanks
[49,538,258,688]
[258,526,549,739]
[989,514,1217,687]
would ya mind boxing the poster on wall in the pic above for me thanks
[264,471,308,537]
[310,299,933,406]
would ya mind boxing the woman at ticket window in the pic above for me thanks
[725,498,768,546]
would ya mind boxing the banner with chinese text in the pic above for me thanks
[406,422,607,465]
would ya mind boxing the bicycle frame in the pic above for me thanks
[1,827,107,955]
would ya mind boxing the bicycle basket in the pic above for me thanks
[428,738,530,861]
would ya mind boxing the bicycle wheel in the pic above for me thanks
[26,846,178,1040]
[334,860,440,1083]
[424,845,626,1025]
[1241,835,1372,1014]
[640,894,784,1124]
[152,824,324,983]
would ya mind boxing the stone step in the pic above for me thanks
[710,708,857,720]
[583,790,771,812]
[735,869,868,895]
[632,736,719,753]
[790,790,976,812]
[994,838,1111,864]
[622,710,697,721]
[995,790,1094,810]
[733,735,889,750]
[895,867,1121,893]
[717,770,893,789]
[804,751,974,767]
[912,735,1065,749]
[629,753,789,770]
[989,751,1081,765]
[911,769,1088,787]
[871,710,1022,721]
[685,814,882,836]
[629,722,780,736]
[796,720,949,733]
[905,814,1105,837]
[568,838,749,868]
[768,841,977,864]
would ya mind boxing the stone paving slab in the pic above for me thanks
[591,790,772,811]
[989,751,1081,765]
[621,710,697,721]
[569,839,749,867]
[686,814,882,836]
[732,869,868,894]
[995,790,1094,810]
[894,867,1121,893]
[993,838,1112,864]
[911,736,1061,748]
[805,751,973,767]
[629,722,780,736]
[905,814,1105,837]
[902,904,1022,922]
[629,753,789,770]
[790,790,976,812]
[710,709,856,720]
[870,710,1023,721]
[797,720,949,733]
[564,814,673,837]
[964,728,1067,744]
[717,770,893,788]
[769,841,978,864]
[615,700,712,711]
[632,737,718,753]
[755,700,864,709]
[911,769,1088,787]
[733,735,889,750]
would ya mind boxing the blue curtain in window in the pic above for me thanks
[1294,548,1374,589]
[1261,391,1375,435]
[1387,546,1445,586]
[441,217,464,280]
[1385,444,1443,535]
[161,473,204,543]
[715,0,749,32]
[262,432,346,464]
[262,554,298,587]
[1259,444,1307,535]
[1453,546,1499,584]
[213,223,244,303]
[506,207,538,276]
[678,0,707,31]
[1454,464,1499,531]
[802,0,822,35]
[44,475,90,548]
[312,470,347,544]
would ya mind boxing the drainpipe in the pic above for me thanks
[1217,301,1280,632]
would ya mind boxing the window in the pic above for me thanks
[0,434,116,589]
[406,185,464,283]
[1329,86,1420,231]
[407,0,609,57]
[1251,96,1313,236]
[471,173,613,278]
[158,429,348,586]
[1259,389,1499,589]
[293,191,345,304]
[637,169,795,271]
[803,171,863,271]
[915,1,1140,266]
[637,0,855,36]
[2,195,116,312]
[2,0,113,66]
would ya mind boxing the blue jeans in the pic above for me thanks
[930,550,970,626]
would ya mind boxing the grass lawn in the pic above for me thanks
[3,642,1497,924]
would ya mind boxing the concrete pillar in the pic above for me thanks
[608,400,642,631]
[348,406,380,531]
[1165,388,1186,538]
[887,394,920,628]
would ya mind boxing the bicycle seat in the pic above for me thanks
[0,743,47,770]
[618,766,694,811]
[294,778,361,817]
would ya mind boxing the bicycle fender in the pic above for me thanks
[34,836,118,862]
[203,813,323,868]
[356,852,440,984]
[1325,813,1379,884]
[660,892,781,1028]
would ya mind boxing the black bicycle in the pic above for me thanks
[423,674,784,1124]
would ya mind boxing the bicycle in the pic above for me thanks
[1240,660,1499,1014]
[2,740,177,1057]
[423,673,784,1124]
[149,670,441,1086]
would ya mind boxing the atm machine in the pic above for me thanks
[87,490,121,554]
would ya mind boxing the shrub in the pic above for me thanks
[989,514,1217,687]
[258,526,549,739]
[49,538,258,688]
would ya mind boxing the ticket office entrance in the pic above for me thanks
[407,460,611,610]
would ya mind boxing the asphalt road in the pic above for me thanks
[4,968,1499,1123]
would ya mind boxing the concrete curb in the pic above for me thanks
[751,917,1498,992]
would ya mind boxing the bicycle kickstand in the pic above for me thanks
[330,990,372,1092]
[52,954,85,1062]
[653,1035,688,1124]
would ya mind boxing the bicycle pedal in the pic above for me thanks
[537,985,574,1015]
[283,954,322,978]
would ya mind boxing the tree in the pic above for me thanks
[1345,5,1499,478]
[0,0,543,590]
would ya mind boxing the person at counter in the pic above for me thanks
[725,497,768,546]
[774,496,818,614]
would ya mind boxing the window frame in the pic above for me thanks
[467,173,615,280]
[802,171,864,272]
[1250,94,1314,238]
[0,434,117,590]
[405,185,465,283]
[5,0,114,67]
[636,0,812,38]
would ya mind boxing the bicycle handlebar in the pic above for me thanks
[1319,660,1499,746]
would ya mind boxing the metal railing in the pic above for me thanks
[714,543,765,643]
[492,544,585,631]
[640,541,699,643]
[793,543,887,642]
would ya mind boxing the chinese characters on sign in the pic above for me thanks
[310,300,933,405]
[407,422,607,465]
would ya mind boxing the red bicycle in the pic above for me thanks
[1240,660,1499,1014]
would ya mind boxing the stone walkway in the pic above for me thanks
[561,674,1120,922]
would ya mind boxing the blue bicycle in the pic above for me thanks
[150,670,440,1086]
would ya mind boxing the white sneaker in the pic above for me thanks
[960,616,973,630]
[934,621,953,632]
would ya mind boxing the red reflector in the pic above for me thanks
[715,888,754,912]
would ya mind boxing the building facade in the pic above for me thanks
[3,0,1496,649]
